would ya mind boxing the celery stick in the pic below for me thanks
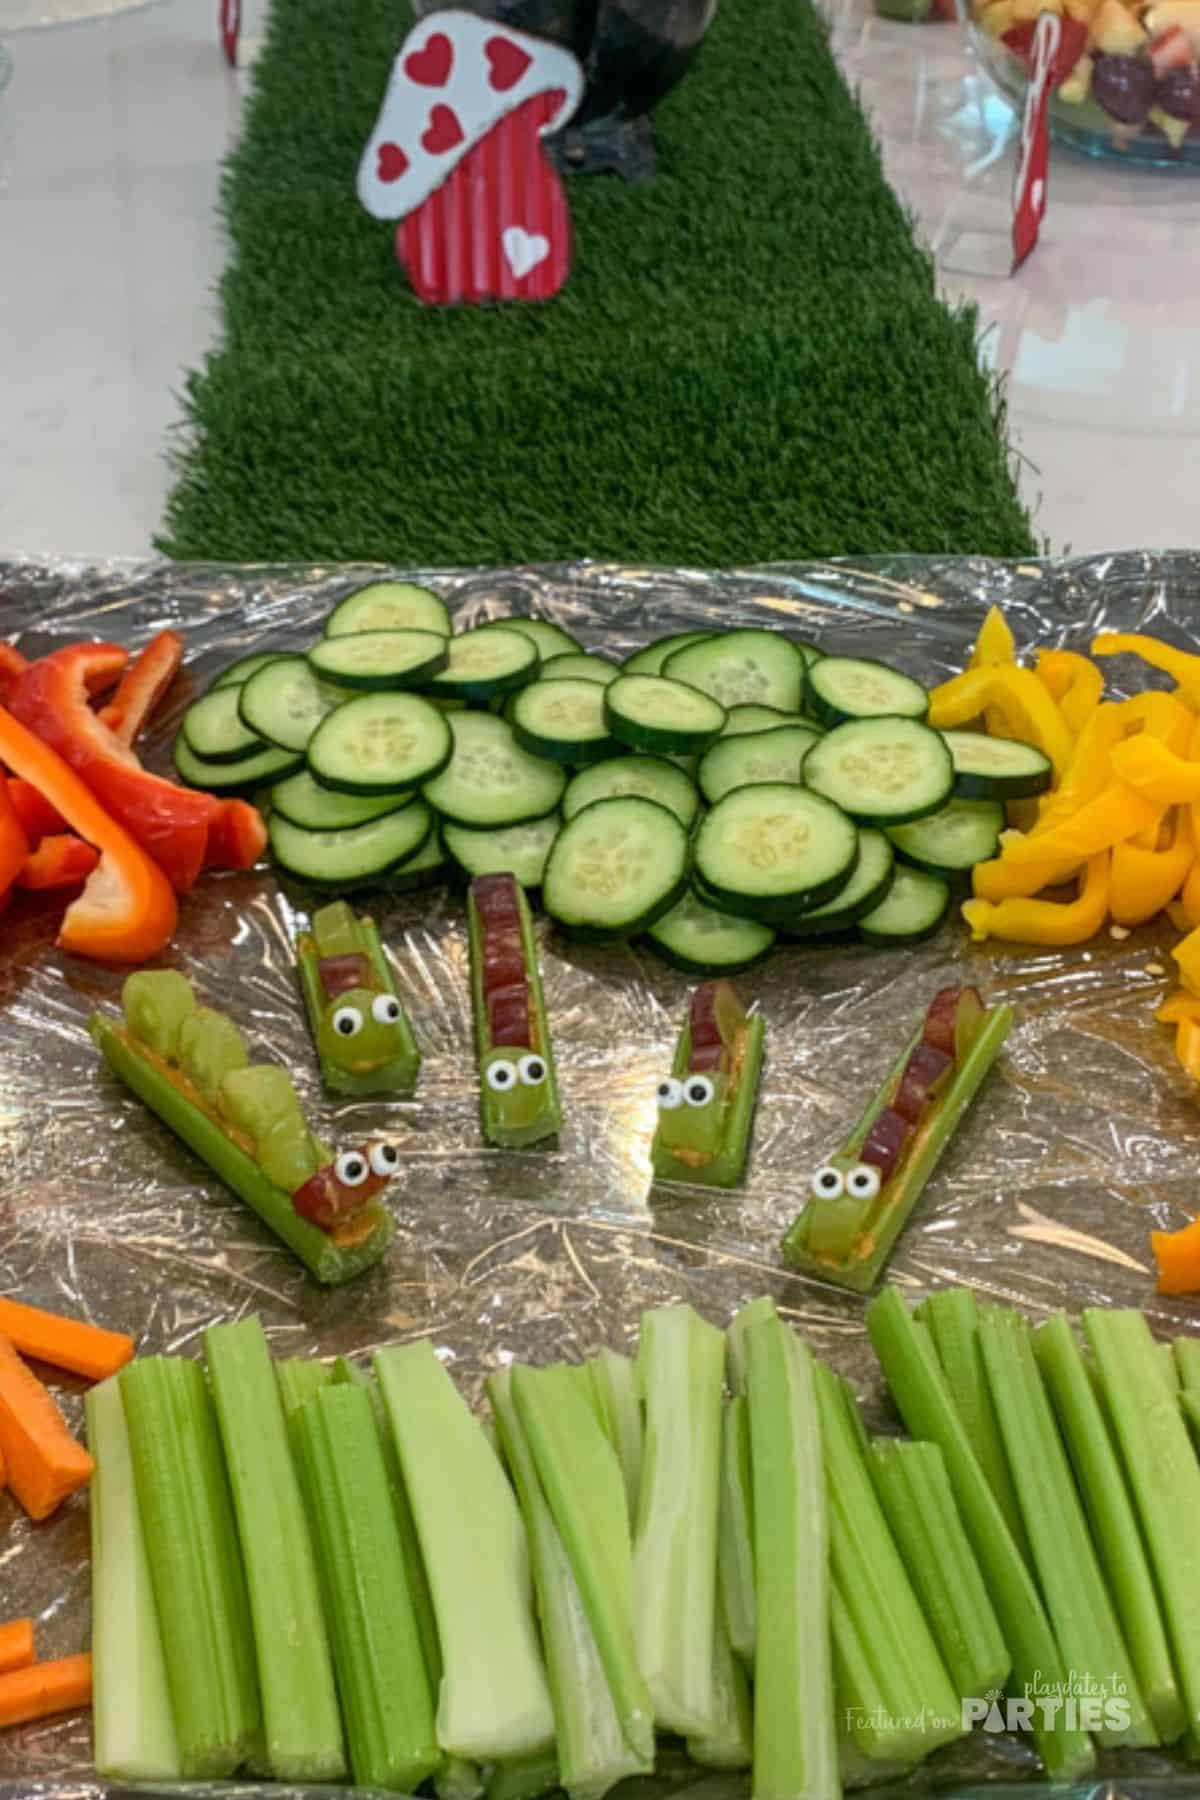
[376,1339,554,1762]
[831,1576,893,1763]
[717,1395,756,1669]
[1183,1389,1200,1450]
[588,1349,643,1529]
[632,1303,725,1738]
[511,1362,654,1762]
[276,1357,334,1435]
[919,1289,1029,1561]
[740,1302,838,1800]
[440,1757,487,1800]
[1175,1338,1200,1392]
[119,1356,261,1777]
[686,1603,752,1771]
[486,1750,560,1800]
[977,1307,1154,1748]
[726,1293,776,1394]
[816,1363,963,1763]
[295,1385,440,1790]
[1086,1308,1200,1738]
[869,1439,1010,1702]
[87,1377,181,1781]
[866,1288,1094,1783]
[204,1320,345,1780]
[1035,1314,1185,1746]
[1162,1342,1181,1393]
[490,1367,651,1800]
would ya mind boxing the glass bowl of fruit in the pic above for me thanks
[971,0,1200,164]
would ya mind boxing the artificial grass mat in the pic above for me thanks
[159,0,1037,567]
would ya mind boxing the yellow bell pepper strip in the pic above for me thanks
[972,843,1083,903]
[1152,1215,1200,1295]
[1172,925,1200,997]
[1177,857,1200,932]
[969,605,1018,736]
[1093,633,1200,705]
[962,853,1110,946]
[1034,651,1104,737]
[1156,991,1200,1026]
[1119,690,1194,755]
[999,780,1160,871]
[928,667,1073,779]
[1177,1017,1200,1078]
[1036,704,1125,829]
[1110,809,1193,927]
[1111,738,1200,807]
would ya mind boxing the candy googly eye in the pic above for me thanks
[332,1006,364,1038]
[657,1076,684,1110]
[335,1151,370,1187]
[372,994,404,1025]
[845,1163,881,1202]
[518,1053,546,1087]
[811,1165,845,1202]
[368,1142,400,1178]
[684,1074,716,1108]
[486,1059,518,1092]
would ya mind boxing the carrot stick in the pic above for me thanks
[0,1300,133,1383]
[0,1654,92,1729]
[0,1335,94,1520]
[0,1622,35,1677]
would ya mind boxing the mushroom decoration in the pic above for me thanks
[357,9,585,306]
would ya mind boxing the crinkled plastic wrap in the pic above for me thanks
[5,551,1200,1800]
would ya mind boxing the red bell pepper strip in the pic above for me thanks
[6,779,68,845]
[97,630,183,747]
[18,834,100,891]
[205,798,267,873]
[0,645,29,708]
[0,706,177,963]
[0,776,30,907]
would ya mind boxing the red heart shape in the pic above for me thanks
[421,103,465,155]
[485,35,532,92]
[405,31,453,87]
[377,141,409,183]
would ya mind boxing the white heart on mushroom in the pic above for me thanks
[502,227,551,279]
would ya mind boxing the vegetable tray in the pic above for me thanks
[5,549,1200,1800]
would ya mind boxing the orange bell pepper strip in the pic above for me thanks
[1110,808,1193,926]
[962,852,1110,946]
[17,834,100,891]
[1093,632,1200,705]
[1034,650,1104,736]
[0,775,29,908]
[97,629,183,747]
[928,665,1073,778]
[0,706,176,963]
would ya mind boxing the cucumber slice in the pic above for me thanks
[857,866,950,945]
[422,712,566,827]
[511,678,621,766]
[539,653,620,686]
[307,693,453,794]
[430,629,540,702]
[621,632,713,677]
[308,630,449,691]
[646,888,775,975]
[804,656,928,728]
[269,801,434,888]
[443,814,561,888]
[211,651,291,691]
[782,828,895,938]
[604,674,726,755]
[697,724,822,805]
[721,704,800,737]
[802,718,953,826]
[663,630,805,713]
[271,769,411,831]
[543,797,691,942]
[386,828,450,893]
[888,797,1004,883]
[181,689,267,764]
[240,657,350,754]
[792,640,825,669]
[562,755,699,830]
[479,618,582,660]
[941,730,1054,801]
[695,784,858,916]
[324,582,451,639]
[175,736,302,792]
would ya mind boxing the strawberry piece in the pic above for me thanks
[1002,15,1088,83]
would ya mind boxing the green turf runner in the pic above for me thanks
[158,0,1035,565]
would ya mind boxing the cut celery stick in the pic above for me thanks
[1175,1338,1200,1392]
[1162,1342,1181,1393]
[295,1385,439,1790]
[686,1602,752,1771]
[717,1395,756,1668]
[486,1750,560,1800]
[741,1302,838,1800]
[919,1289,1029,1562]
[1086,1308,1200,1738]
[204,1320,345,1781]
[276,1357,334,1435]
[119,1356,261,1778]
[869,1438,1010,1702]
[726,1294,776,1395]
[376,1339,555,1762]
[977,1307,1153,1749]
[1035,1314,1185,1747]
[87,1377,181,1781]
[1183,1389,1200,1450]
[632,1303,726,1738]
[511,1362,654,1763]
[490,1367,651,1800]
[816,1363,962,1764]
[866,1288,1094,1783]
[588,1349,643,1529]
[439,1757,486,1800]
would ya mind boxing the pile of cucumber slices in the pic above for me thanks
[174,582,1053,975]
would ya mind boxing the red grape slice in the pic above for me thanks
[292,1156,385,1230]
[488,985,531,1048]
[860,1108,910,1182]
[472,872,522,926]
[482,932,527,992]
[317,952,372,999]
[922,985,965,1057]
[690,979,747,1052]
[688,1039,725,1074]
[893,1043,954,1125]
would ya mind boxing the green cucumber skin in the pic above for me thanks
[650,1016,765,1189]
[512,721,622,768]
[297,916,420,1098]
[89,1016,393,1285]
[952,768,1051,803]
[644,935,774,978]
[468,884,563,1150]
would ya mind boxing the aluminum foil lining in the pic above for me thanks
[4,550,1200,1800]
